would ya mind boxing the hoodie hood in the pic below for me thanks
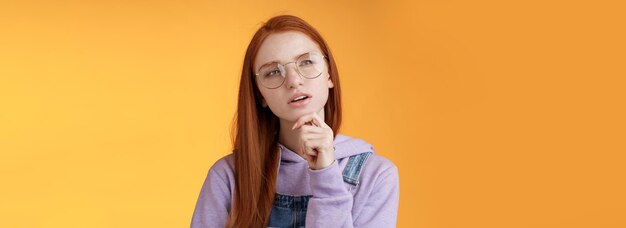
[277,133,375,163]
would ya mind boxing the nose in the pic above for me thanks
[281,62,304,89]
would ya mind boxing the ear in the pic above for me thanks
[327,76,334,88]
[261,97,268,107]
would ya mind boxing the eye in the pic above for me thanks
[300,59,314,66]
[265,69,280,77]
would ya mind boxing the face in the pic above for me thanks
[254,31,334,122]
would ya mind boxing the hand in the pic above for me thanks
[291,112,335,170]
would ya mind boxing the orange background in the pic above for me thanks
[1,0,625,227]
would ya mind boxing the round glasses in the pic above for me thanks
[254,52,327,89]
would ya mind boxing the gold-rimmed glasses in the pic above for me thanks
[254,52,327,89]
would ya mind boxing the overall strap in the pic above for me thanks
[342,152,373,186]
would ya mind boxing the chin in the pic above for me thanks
[278,108,317,122]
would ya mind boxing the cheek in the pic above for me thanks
[258,89,278,109]
[264,94,282,107]
[264,98,285,118]
[314,85,332,105]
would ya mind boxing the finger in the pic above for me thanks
[301,112,323,128]
[303,139,315,156]
[295,112,320,129]
[298,125,325,134]
[292,112,329,130]
[299,127,332,144]
[299,144,311,157]
[304,147,317,156]
[303,138,330,155]
[309,112,329,129]
[301,134,326,143]
[302,151,313,159]
[301,136,329,151]
[299,125,334,141]
[292,113,314,130]
[301,140,315,156]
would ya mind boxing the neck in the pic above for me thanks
[278,109,325,158]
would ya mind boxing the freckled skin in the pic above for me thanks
[254,31,334,123]
[254,31,336,169]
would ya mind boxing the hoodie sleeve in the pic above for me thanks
[306,161,355,227]
[190,158,232,228]
[306,161,400,227]
[353,165,400,227]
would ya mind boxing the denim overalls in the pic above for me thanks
[267,152,372,228]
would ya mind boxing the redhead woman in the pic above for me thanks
[191,15,399,228]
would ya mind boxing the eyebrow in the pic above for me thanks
[257,51,313,69]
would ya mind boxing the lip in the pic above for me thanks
[287,92,312,108]
[287,92,312,104]
[289,96,311,107]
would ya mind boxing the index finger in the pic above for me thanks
[292,112,326,130]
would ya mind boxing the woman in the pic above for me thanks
[191,15,399,228]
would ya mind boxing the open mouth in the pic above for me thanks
[290,95,310,103]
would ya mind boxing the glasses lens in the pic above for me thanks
[297,53,325,78]
[257,63,284,88]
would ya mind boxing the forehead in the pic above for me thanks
[254,31,322,70]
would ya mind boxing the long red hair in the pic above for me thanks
[227,15,342,227]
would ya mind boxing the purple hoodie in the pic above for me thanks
[191,134,399,227]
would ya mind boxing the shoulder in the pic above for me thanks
[348,149,399,208]
[338,134,397,175]
[363,153,398,181]
[336,133,397,178]
[206,153,236,185]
